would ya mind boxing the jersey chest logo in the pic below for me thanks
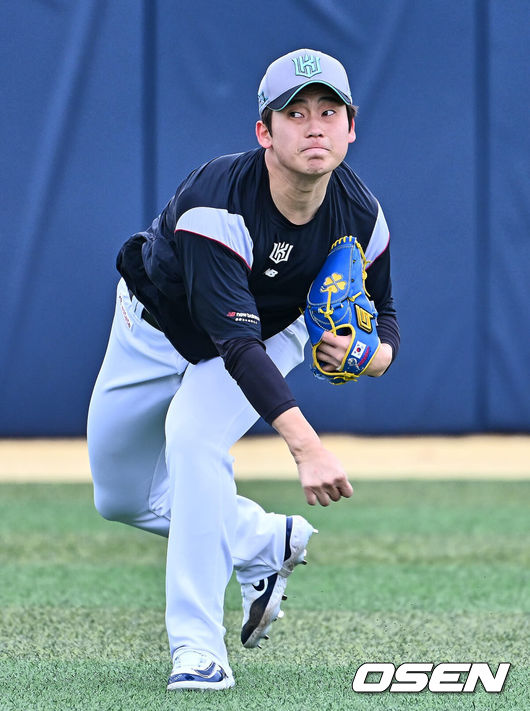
[269,242,294,264]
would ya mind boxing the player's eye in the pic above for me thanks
[288,111,304,118]
[322,109,336,116]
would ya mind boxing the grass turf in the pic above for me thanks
[0,480,528,710]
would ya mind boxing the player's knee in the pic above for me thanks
[93,494,118,522]
[93,489,135,524]
[166,427,226,470]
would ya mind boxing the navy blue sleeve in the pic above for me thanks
[376,309,400,360]
[365,242,393,317]
[145,225,297,422]
[171,231,298,421]
[171,229,262,344]
[362,202,400,359]
[219,337,297,424]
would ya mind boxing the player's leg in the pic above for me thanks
[232,319,319,648]
[87,279,188,536]
[232,317,313,582]
[164,316,311,675]
[88,282,305,563]
[89,292,314,687]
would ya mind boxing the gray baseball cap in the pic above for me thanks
[258,48,353,115]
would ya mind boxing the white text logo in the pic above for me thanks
[352,662,511,693]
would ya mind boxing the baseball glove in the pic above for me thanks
[304,236,380,384]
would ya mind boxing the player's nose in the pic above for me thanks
[306,121,324,137]
[305,112,324,137]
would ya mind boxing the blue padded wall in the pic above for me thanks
[1,1,528,435]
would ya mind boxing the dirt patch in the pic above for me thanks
[0,435,529,482]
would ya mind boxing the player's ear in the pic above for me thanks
[256,120,272,148]
[348,117,356,144]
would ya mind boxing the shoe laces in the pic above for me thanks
[172,647,211,670]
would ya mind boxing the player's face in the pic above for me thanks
[257,86,356,178]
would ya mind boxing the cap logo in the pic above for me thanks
[258,91,268,110]
[292,54,322,79]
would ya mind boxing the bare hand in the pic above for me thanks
[271,407,353,506]
[315,330,351,371]
[295,443,353,506]
[316,331,393,377]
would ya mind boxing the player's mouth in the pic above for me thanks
[301,144,329,151]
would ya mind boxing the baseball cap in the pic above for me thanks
[258,48,353,115]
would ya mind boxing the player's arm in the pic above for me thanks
[271,407,353,506]
[220,337,352,506]
[171,225,352,506]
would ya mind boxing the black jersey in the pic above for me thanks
[117,147,396,364]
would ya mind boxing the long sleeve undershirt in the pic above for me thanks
[216,309,400,424]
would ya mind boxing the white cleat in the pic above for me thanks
[240,515,317,648]
[167,648,235,691]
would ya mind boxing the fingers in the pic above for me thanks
[304,488,317,506]
[327,485,342,502]
[298,447,353,508]
[323,478,352,503]
[338,479,354,498]
[316,343,339,360]
[304,486,331,507]
[320,330,338,344]
[316,342,336,357]
[316,347,340,370]
[304,478,353,507]
[316,334,347,370]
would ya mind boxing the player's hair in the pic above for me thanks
[260,103,357,137]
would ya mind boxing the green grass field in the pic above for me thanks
[0,480,528,710]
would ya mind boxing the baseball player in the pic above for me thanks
[87,48,399,691]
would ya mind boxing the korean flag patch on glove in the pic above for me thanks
[304,236,380,384]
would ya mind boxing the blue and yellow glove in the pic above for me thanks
[304,236,380,384]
